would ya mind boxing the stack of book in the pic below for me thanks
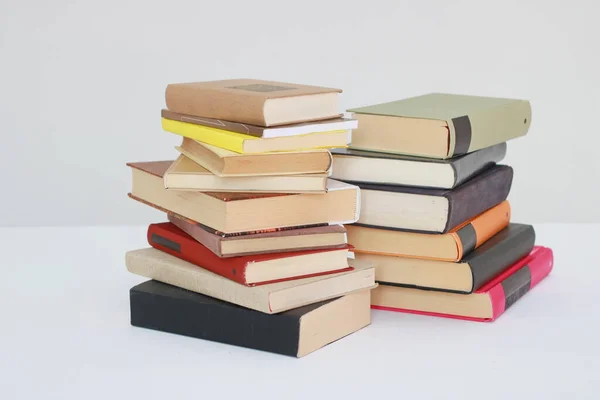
[331,93,554,322]
[125,79,376,357]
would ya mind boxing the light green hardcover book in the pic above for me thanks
[348,93,531,159]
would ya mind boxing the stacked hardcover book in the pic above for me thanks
[126,79,376,357]
[331,93,554,322]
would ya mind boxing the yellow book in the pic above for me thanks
[161,118,350,154]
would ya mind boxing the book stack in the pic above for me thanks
[331,93,554,322]
[125,79,376,357]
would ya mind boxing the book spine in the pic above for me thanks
[452,200,511,260]
[451,143,507,187]
[161,118,249,153]
[130,282,300,356]
[469,224,536,291]
[147,223,248,285]
[487,247,553,320]
[165,85,267,126]
[444,165,513,232]
[449,100,531,156]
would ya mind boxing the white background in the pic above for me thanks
[1,0,598,226]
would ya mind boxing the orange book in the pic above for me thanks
[346,201,510,262]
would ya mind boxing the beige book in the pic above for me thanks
[176,137,333,177]
[164,154,328,193]
[126,248,376,314]
[165,78,342,126]
[127,161,361,234]
[348,93,531,158]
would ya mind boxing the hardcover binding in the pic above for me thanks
[372,246,553,322]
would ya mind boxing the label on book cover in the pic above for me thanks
[501,265,532,310]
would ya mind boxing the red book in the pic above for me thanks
[371,246,553,322]
[147,222,353,286]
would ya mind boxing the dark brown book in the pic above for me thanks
[350,165,513,233]
[168,213,348,257]
[162,109,356,138]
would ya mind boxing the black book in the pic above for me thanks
[357,223,536,293]
[331,143,506,189]
[130,280,371,358]
[350,164,513,233]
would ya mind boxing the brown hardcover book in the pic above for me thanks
[127,161,360,234]
[168,213,348,257]
[175,137,333,177]
[347,201,511,261]
[165,78,342,127]
[162,109,356,138]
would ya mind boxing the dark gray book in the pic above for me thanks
[130,280,371,358]
[331,143,506,189]
[349,164,513,233]
[369,223,536,293]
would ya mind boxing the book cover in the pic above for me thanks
[353,165,513,233]
[127,161,361,234]
[371,223,536,293]
[147,222,353,286]
[168,212,348,257]
[165,78,342,126]
[163,154,328,193]
[125,247,376,314]
[348,200,510,261]
[161,118,349,154]
[130,280,371,357]
[162,109,356,138]
[372,246,553,322]
[332,143,506,189]
[348,93,531,157]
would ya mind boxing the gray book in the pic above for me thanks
[331,143,507,189]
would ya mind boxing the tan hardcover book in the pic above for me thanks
[347,201,511,261]
[127,161,360,234]
[168,213,348,258]
[162,109,357,138]
[165,78,342,126]
[176,137,333,177]
[164,154,328,193]
[348,93,531,158]
[125,248,376,314]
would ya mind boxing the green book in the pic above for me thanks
[348,93,531,159]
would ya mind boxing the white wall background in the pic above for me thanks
[1,0,598,226]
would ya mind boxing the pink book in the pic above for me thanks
[371,246,554,322]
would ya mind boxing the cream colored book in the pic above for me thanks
[348,93,531,158]
[175,137,333,177]
[126,248,376,314]
[127,160,361,234]
[164,154,328,193]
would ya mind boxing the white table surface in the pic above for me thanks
[1,224,597,399]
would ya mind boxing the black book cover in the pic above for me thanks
[376,223,535,294]
[352,164,513,233]
[465,223,536,292]
[130,280,336,357]
[332,143,506,188]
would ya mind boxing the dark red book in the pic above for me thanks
[147,222,353,286]
[371,246,553,322]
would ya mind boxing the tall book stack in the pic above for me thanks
[125,79,376,357]
[331,93,554,322]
